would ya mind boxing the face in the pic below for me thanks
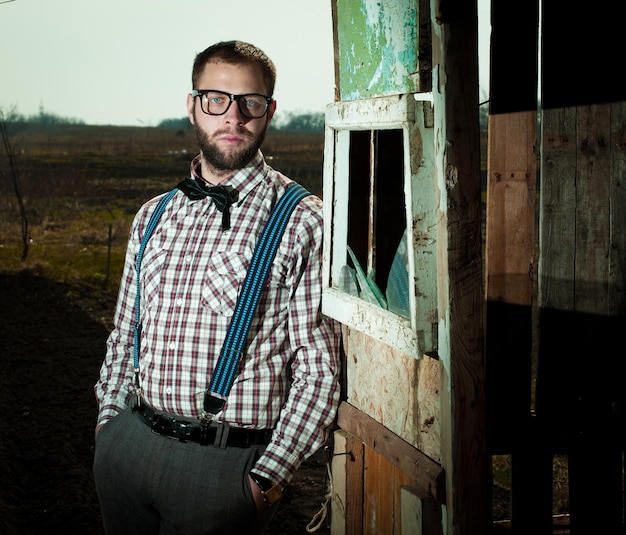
[187,61,276,179]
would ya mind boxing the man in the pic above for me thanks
[93,40,341,535]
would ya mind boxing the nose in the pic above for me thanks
[223,95,247,124]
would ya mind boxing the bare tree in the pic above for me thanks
[0,111,29,260]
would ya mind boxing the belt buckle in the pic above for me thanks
[211,421,230,448]
[176,421,190,443]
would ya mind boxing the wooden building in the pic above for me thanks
[322,1,626,534]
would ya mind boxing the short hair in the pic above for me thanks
[192,40,277,97]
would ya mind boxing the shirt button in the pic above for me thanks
[176,298,183,306]
[165,387,172,395]
[169,342,176,350]
[186,255,193,263]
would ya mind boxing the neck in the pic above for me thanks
[199,159,234,185]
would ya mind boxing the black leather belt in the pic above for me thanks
[132,400,272,448]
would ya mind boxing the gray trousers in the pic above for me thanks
[93,404,278,535]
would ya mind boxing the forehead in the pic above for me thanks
[196,61,268,95]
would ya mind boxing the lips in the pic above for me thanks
[221,134,244,144]
[216,129,250,145]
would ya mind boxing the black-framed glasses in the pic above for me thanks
[191,89,273,119]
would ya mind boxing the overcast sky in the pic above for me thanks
[1,0,489,126]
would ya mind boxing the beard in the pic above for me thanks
[193,112,269,172]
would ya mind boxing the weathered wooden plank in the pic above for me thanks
[332,429,364,535]
[539,107,577,310]
[537,101,626,489]
[536,106,579,430]
[401,485,442,535]
[324,288,422,360]
[609,101,626,316]
[406,99,438,351]
[414,353,442,462]
[359,445,419,535]
[484,110,537,452]
[331,431,348,535]
[393,468,414,534]
[363,444,418,534]
[325,94,418,130]
[432,1,486,532]
[575,104,611,314]
[485,111,536,306]
[337,401,445,504]
[363,446,396,534]
[608,230,626,445]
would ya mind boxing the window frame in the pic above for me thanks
[322,93,437,359]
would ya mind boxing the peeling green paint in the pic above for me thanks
[336,0,419,100]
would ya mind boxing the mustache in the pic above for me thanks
[213,127,252,138]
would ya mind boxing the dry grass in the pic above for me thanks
[0,125,325,290]
[492,453,570,524]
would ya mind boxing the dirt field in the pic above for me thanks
[0,125,332,534]
[0,269,331,535]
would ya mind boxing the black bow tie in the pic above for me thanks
[176,178,239,230]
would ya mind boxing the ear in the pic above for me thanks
[266,99,277,123]
[187,93,196,125]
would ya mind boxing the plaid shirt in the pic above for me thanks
[95,152,341,488]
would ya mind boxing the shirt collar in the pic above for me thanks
[189,152,267,204]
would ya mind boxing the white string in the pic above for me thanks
[306,462,334,533]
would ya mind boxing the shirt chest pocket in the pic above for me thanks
[140,246,168,311]
[254,247,294,318]
[201,252,248,316]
